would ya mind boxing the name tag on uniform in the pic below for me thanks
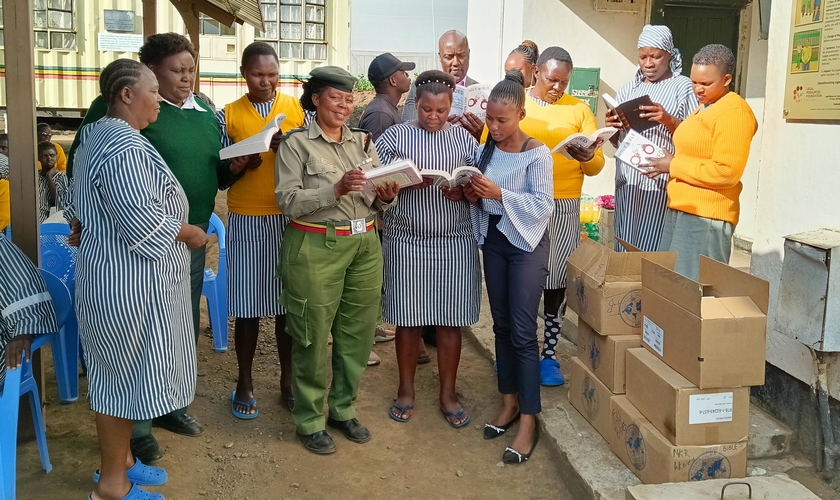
[350,218,367,235]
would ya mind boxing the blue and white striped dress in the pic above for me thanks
[0,233,58,387]
[471,144,555,252]
[614,75,698,252]
[376,123,480,326]
[73,118,195,419]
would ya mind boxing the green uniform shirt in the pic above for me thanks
[274,120,396,222]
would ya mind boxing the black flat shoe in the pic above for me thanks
[297,430,337,455]
[502,421,540,464]
[130,434,163,464]
[483,413,521,440]
[327,417,372,444]
[152,412,205,437]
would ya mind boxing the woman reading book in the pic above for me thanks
[375,69,480,428]
[514,46,606,387]
[605,25,698,253]
[465,70,554,464]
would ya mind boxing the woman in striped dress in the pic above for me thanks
[216,42,305,418]
[73,60,208,500]
[376,70,480,427]
[606,25,699,252]
[517,47,606,386]
[465,70,554,464]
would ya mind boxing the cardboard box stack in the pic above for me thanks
[565,239,675,443]
[607,256,769,484]
[598,207,615,250]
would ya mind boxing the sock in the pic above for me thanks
[542,313,560,361]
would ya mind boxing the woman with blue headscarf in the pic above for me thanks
[605,25,698,252]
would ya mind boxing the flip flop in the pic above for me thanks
[441,407,471,429]
[231,391,259,420]
[389,403,414,423]
[281,395,295,411]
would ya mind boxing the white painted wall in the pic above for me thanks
[750,0,840,397]
[351,0,468,53]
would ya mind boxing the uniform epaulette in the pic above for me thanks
[280,127,308,140]
[349,128,373,152]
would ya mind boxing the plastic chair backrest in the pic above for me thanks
[207,213,226,250]
[39,223,77,287]
[37,269,71,329]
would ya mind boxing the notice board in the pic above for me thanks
[783,0,840,120]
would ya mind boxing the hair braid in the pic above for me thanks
[476,70,527,173]
[100,59,145,107]
[510,40,539,65]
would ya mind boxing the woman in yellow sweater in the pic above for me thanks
[518,47,605,386]
[644,44,758,280]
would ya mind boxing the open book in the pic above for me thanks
[422,166,483,189]
[551,127,617,160]
[614,129,665,169]
[452,83,491,122]
[361,159,423,205]
[219,114,286,160]
[602,94,657,133]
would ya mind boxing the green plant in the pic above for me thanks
[355,74,374,91]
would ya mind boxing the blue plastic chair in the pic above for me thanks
[202,213,229,352]
[0,362,23,499]
[34,268,79,405]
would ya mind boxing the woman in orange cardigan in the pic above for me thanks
[644,44,758,280]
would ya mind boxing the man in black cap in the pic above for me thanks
[359,53,414,141]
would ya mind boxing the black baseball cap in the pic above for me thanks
[368,53,415,85]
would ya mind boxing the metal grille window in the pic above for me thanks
[258,0,327,60]
[34,0,76,50]
[199,12,236,36]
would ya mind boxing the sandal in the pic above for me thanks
[389,403,414,423]
[231,391,259,420]
[93,458,167,485]
[441,407,471,429]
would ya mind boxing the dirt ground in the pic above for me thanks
[14,192,572,500]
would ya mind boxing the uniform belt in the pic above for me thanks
[290,214,377,236]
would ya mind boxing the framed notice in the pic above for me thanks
[104,10,136,32]
[594,0,645,13]
[783,0,840,120]
[98,33,143,53]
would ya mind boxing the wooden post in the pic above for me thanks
[143,0,158,42]
[171,1,203,94]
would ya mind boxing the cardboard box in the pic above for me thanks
[569,357,615,443]
[610,396,747,485]
[625,348,751,446]
[641,257,769,389]
[566,238,677,335]
[576,319,640,393]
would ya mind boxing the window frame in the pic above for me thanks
[33,0,77,51]
[198,11,236,37]
[257,0,328,61]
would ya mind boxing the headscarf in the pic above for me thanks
[635,25,683,82]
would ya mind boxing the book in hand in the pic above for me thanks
[551,127,618,160]
[614,129,665,169]
[422,166,483,189]
[219,114,286,160]
[452,83,491,122]
[361,159,423,205]
[602,94,658,133]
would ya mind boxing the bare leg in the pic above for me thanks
[436,326,465,423]
[489,393,520,427]
[234,317,260,415]
[90,413,133,500]
[391,326,421,420]
[273,314,294,400]
[509,414,537,454]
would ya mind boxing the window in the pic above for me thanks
[199,12,236,36]
[258,0,327,60]
[34,0,76,50]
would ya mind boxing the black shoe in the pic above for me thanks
[422,325,438,347]
[152,412,205,437]
[327,417,371,444]
[297,430,337,455]
[483,413,521,440]
[502,421,540,464]
[130,434,163,464]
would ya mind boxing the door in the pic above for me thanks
[650,1,744,79]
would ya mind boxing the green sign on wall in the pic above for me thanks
[568,67,600,115]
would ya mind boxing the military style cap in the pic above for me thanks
[309,66,357,93]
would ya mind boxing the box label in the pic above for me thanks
[642,316,664,356]
[689,392,734,424]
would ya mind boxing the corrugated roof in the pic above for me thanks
[202,0,264,31]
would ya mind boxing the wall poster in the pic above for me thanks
[784,0,840,119]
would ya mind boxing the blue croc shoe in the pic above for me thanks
[540,359,565,387]
[88,484,165,500]
[93,458,167,486]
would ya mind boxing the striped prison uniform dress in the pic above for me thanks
[37,170,69,223]
[375,123,481,327]
[0,233,59,387]
[73,118,195,419]
[614,73,698,252]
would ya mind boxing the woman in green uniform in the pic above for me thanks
[275,66,400,455]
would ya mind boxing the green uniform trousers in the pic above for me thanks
[658,208,733,281]
[132,222,208,439]
[279,224,382,435]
